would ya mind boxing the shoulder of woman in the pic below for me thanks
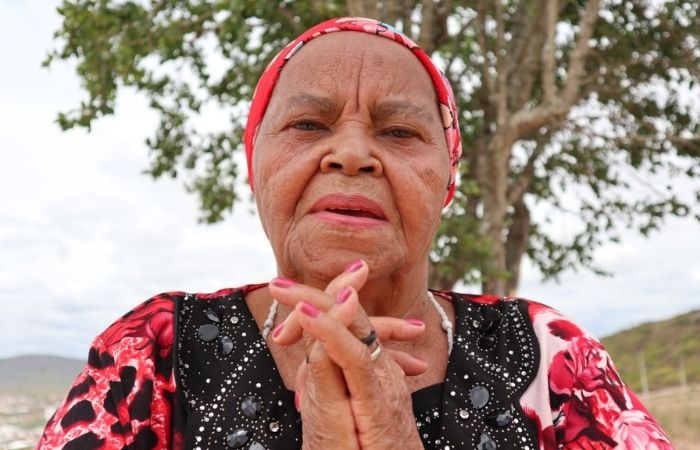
[94,291,181,357]
[444,291,601,354]
[511,297,601,349]
[91,285,259,364]
[440,290,568,320]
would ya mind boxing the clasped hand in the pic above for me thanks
[268,260,427,450]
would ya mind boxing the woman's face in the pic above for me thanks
[253,32,450,283]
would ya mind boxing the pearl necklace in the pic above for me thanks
[261,291,454,356]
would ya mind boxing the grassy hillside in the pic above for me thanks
[0,354,83,395]
[602,309,700,393]
[645,385,700,449]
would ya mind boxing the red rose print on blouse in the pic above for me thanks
[522,303,674,449]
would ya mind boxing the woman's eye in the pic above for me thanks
[292,121,323,131]
[386,128,415,138]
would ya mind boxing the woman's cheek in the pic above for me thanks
[266,136,319,179]
[393,157,448,244]
[257,143,319,237]
[399,154,449,205]
[421,165,448,197]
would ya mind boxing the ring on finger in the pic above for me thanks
[369,341,382,361]
[359,329,377,346]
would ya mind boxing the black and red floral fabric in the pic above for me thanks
[37,287,673,449]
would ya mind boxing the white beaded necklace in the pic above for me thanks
[261,291,454,356]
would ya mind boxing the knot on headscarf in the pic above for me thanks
[244,17,462,206]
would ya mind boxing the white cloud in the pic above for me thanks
[519,217,700,337]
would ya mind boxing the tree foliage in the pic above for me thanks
[46,0,700,295]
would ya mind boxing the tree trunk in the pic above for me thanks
[505,198,531,295]
[345,0,451,54]
[428,261,458,291]
[353,0,598,296]
[479,135,511,296]
[346,0,378,18]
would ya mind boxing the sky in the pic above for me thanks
[0,1,698,361]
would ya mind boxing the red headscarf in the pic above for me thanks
[244,17,462,205]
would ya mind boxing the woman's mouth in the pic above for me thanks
[310,194,387,228]
[324,207,381,219]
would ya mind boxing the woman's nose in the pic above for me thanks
[319,130,383,177]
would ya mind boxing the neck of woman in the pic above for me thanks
[298,258,433,318]
[356,265,431,318]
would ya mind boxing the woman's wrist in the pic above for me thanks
[357,408,424,450]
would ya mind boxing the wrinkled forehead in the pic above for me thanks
[270,31,438,108]
[244,18,462,204]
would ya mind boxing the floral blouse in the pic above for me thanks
[37,286,673,449]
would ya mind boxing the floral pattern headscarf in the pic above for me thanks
[244,17,462,206]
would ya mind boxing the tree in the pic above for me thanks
[46,0,700,296]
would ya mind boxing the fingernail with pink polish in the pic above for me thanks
[294,391,300,410]
[272,323,284,338]
[405,318,424,327]
[345,259,364,273]
[300,302,320,318]
[271,277,295,288]
[336,287,352,304]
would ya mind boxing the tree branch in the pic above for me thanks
[378,0,405,27]
[417,0,438,53]
[495,0,508,126]
[560,0,601,106]
[347,0,380,18]
[616,134,700,153]
[507,137,549,205]
[508,105,554,138]
[475,0,495,101]
[509,0,565,115]
[542,0,558,104]
[507,0,535,71]
[400,0,414,37]
[445,14,476,79]
[567,117,699,150]
[509,0,601,139]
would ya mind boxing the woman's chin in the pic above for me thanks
[285,237,402,282]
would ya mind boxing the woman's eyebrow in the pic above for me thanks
[285,93,338,115]
[373,100,435,123]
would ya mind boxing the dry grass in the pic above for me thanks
[644,384,700,449]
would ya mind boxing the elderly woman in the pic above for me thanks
[38,17,671,450]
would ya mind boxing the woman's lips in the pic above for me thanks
[309,194,387,228]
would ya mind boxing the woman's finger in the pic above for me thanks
[271,285,358,345]
[369,316,425,342]
[385,349,427,376]
[270,259,368,312]
[269,261,367,345]
[295,341,360,449]
[296,341,349,408]
[303,308,427,376]
[294,297,420,450]
[268,282,334,345]
[293,297,385,400]
[323,259,369,299]
[275,308,425,348]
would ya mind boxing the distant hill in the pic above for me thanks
[602,309,700,393]
[0,354,83,395]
